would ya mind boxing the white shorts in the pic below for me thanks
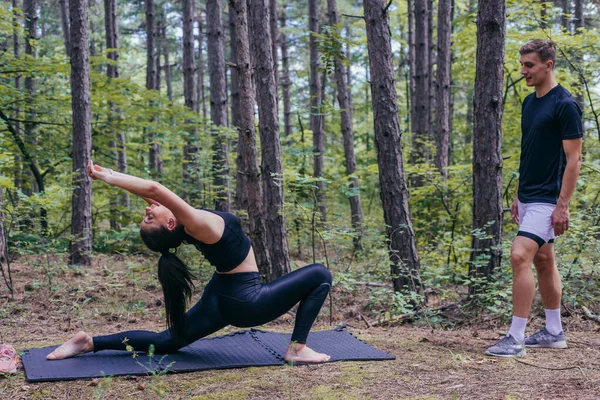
[517,201,556,247]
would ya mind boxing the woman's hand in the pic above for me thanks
[87,160,112,181]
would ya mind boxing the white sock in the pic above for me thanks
[507,316,528,343]
[545,308,563,335]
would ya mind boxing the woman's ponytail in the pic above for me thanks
[140,224,195,338]
[157,252,196,338]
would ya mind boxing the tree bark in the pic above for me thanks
[407,0,416,133]
[411,0,430,173]
[12,0,22,193]
[560,0,569,32]
[104,0,128,229]
[182,0,201,204]
[230,0,271,274]
[249,0,290,280]
[279,7,292,138]
[161,23,173,102]
[207,0,231,212]
[229,3,247,215]
[145,0,161,176]
[309,0,326,221]
[197,12,207,120]
[59,0,71,56]
[434,0,452,179]
[363,0,422,294]
[468,0,505,289]
[269,0,279,92]
[574,0,584,108]
[327,0,363,250]
[69,0,93,266]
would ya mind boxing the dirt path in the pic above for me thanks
[1,256,599,399]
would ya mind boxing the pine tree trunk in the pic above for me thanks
[279,7,292,138]
[269,0,279,92]
[407,0,416,134]
[145,0,161,175]
[468,0,505,289]
[88,0,96,57]
[12,0,22,193]
[327,0,363,251]
[207,0,231,212]
[411,0,430,173]
[197,12,207,120]
[249,0,290,280]
[182,0,200,204]
[560,0,569,32]
[231,0,271,274]
[574,0,584,108]
[59,0,71,56]
[434,0,451,179]
[230,4,247,215]
[104,0,128,229]
[363,0,422,294]
[69,0,93,266]
[309,0,326,222]
[162,24,173,102]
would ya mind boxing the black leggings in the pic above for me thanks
[93,263,332,353]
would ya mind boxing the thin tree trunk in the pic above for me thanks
[230,0,271,273]
[207,0,231,212]
[309,0,326,221]
[574,0,584,108]
[230,3,247,215]
[411,0,430,173]
[434,0,451,179]
[363,0,422,294]
[327,0,363,251]
[59,0,71,56]
[12,0,22,193]
[468,0,505,290]
[560,0,569,32]
[407,0,416,134]
[249,0,290,280]
[269,0,278,92]
[162,22,172,102]
[69,0,93,266]
[197,12,207,120]
[182,0,200,203]
[104,0,128,229]
[88,0,96,57]
[279,7,292,137]
[145,0,161,175]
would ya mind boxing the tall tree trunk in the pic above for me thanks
[145,0,161,176]
[69,0,93,266]
[207,0,231,212]
[574,0,584,108]
[59,0,71,56]
[309,0,326,221]
[88,0,96,57]
[182,0,200,204]
[407,0,416,134]
[229,3,247,215]
[363,0,422,294]
[104,0,128,229]
[249,0,290,280]
[468,0,505,290]
[410,0,430,174]
[197,12,207,120]
[434,0,451,179]
[327,0,363,251]
[12,0,22,193]
[161,23,173,102]
[230,0,271,274]
[269,0,279,102]
[560,0,569,32]
[279,7,292,138]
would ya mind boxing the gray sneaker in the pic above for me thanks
[524,327,567,348]
[485,334,526,358]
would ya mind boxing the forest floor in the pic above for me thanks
[1,254,599,400]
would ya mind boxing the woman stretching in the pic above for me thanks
[46,161,332,363]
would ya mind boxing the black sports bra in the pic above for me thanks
[188,209,252,273]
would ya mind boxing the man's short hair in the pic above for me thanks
[519,39,556,65]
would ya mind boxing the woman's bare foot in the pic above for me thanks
[46,331,94,360]
[284,342,330,364]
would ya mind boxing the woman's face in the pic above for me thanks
[140,204,176,231]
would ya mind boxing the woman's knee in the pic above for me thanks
[305,263,332,286]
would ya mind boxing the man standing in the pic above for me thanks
[486,39,583,357]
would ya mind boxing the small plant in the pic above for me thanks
[122,339,175,377]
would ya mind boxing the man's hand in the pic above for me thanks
[511,199,519,224]
[551,203,570,236]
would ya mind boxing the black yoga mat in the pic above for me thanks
[22,326,395,382]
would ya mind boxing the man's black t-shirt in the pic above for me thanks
[518,84,583,205]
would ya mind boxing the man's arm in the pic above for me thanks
[551,138,583,236]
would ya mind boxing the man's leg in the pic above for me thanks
[486,236,538,357]
[524,243,567,348]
